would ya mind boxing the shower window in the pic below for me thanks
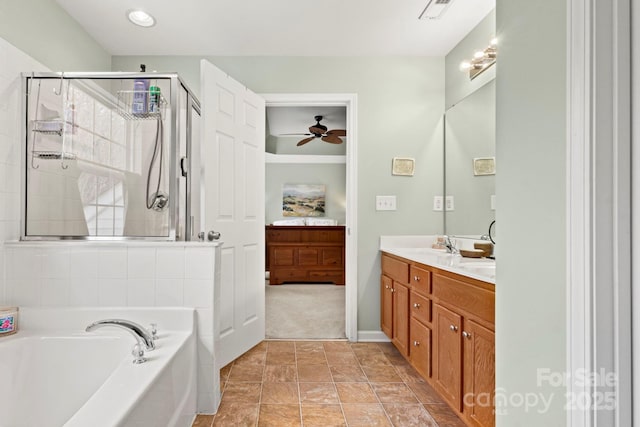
[21,73,200,241]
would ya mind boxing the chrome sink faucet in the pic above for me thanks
[442,235,458,254]
[86,319,156,364]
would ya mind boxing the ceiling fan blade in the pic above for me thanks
[309,126,326,135]
[326,129,346,137]
[280,133,312,136]
[322,135,343,144]
[297,136,316,146]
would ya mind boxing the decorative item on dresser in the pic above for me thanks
[266,225,345,285]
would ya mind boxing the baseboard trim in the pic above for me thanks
[357,330,391,342]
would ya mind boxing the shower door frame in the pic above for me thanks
[19,72,197,241]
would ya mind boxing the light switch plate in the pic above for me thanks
[376,195,397,211]
[433,196,443,211]
[445,196,455,211]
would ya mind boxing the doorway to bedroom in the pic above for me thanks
[263,95,358,340]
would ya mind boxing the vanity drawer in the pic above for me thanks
[410,265,431,295]
[382,254,409,284]
[432,274,494,324]
[410,291,431,325]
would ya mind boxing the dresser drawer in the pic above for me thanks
[309,270,344,285]
[411,291,431,325]
[410,265,431,296]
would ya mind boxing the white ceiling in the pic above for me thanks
[55,0,495,56]
[267,106,346,136]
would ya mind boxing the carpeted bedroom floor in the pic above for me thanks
[265,283,346,340]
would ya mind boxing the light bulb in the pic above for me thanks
[127,9,156,27]
[459,61,472,71]
[490,37,498,47]
[474,51,485,59]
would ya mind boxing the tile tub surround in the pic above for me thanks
[192,340,465,427]
[2,241,221,413]
[379,235,496,284]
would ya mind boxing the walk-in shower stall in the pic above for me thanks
[21,72,201,240]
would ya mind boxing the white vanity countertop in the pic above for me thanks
[380,235,495,285]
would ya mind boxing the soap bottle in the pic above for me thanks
[148,84,161,114]
[132,78,150,115]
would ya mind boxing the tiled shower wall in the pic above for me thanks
[0,37,220,413]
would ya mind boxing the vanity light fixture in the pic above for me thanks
[459,38,498,80]
[127,9,156,28]
[419,0,454,20]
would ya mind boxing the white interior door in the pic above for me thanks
[201,60,265,368]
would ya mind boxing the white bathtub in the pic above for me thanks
[0,307,197,427]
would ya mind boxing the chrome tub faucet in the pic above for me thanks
[86,319,156,364]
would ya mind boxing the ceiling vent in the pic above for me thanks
[419,0,454,20]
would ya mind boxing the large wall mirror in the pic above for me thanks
[444,79,495,236]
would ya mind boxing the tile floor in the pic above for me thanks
[192,340,466,427]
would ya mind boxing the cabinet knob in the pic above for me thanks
[413,340,420,346]
[413,303,421,308]
[414,275,420,281]
[385,285,390,289]
[390,288,395,293]
[462,331,471,339]
[449,324,458,332]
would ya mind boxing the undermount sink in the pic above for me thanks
[460,264,496,278]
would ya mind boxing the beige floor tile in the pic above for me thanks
[212,402,259,427]
[356,352,393,367]
[330,365,368,382]
[228,364,265,382]
[342,403,392,426]
[299,382,339,404]
[295,341,325,352]
[362,365,402,382]
[423,403,467,427]
[192,414,213,427]
[297,364,333,382]
[323,341,352,352]
[394,364,426,383]
[301,404,346,427]
[221,382,262,403]
[266,350,296,365]
[267,341,296,352]
[335,382,378,403]
[325,351,359,366]
[407,382,445,404]
[383,403,438,427]
[258,404,301,427]
[264,364,298,382]
[261,382,299,404]
[296,351,328,365]
[371,382,419,403]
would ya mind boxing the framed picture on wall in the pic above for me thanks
[282,184,326,217]
[392,157,415,176]
[473,157,496,176]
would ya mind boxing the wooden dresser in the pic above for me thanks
[266,225,345,285]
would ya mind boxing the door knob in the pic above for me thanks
[450,324,458,332]
[207,230,221,241]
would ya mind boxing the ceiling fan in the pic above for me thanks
[283,115,346,146]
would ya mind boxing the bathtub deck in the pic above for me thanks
[191,340,464,427]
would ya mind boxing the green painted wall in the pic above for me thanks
[495,0,567,424]
[0,0,110,71]
[113,55,445,332]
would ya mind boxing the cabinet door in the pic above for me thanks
[463,320,495,427]
[410,317,431,378]
[433,304,462,411]
[381,275,393,339]
[392,281,410,357]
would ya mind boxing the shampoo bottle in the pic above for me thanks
[132,78,150,115]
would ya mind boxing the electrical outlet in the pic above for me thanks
[490,195,496,211]
[376,195,397,211]
[433,196,443,211]
[445,196,455,211]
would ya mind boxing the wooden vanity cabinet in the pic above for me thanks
[380,251,495,427]
[380,254,410,357]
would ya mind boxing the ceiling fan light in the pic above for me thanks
[127,9,156,28]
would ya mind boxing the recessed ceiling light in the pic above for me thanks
[127,9,156,28]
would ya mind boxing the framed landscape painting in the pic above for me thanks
[282,184,326,217]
